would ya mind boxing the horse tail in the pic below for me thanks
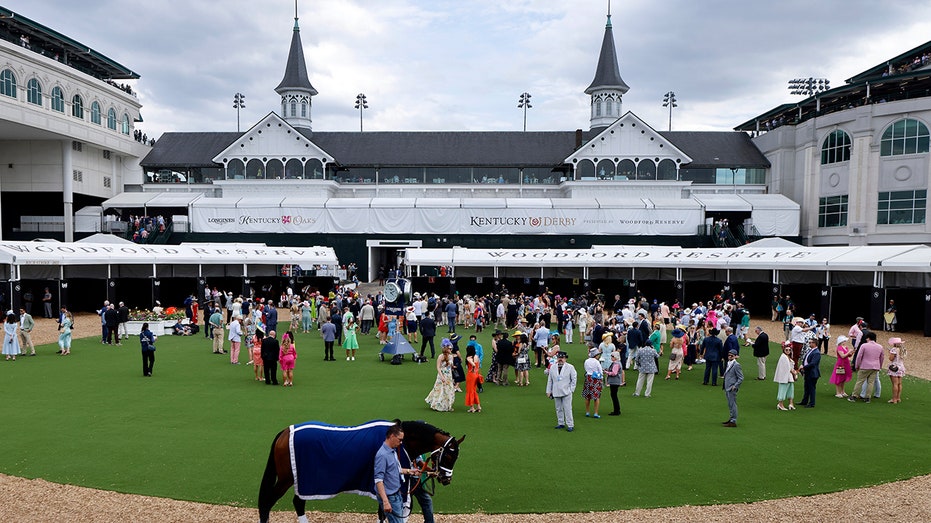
[258,428,287,523]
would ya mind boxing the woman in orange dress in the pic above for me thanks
[465,344,482,413]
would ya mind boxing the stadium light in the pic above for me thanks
[233,93,246,132]
[354,93,369,132]
[662,91,678,131]
[787,77,830,97]
[518,92,532,132]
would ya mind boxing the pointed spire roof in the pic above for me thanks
[585,13,629,95]
[276,15,318,95]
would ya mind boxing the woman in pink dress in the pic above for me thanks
[251,330,264,381]
[830,334,853,397]
[279,332,297,387]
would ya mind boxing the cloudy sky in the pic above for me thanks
[11,1,931,138]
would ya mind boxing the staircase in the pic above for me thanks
[354,282,384,297]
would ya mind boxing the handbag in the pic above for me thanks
[669,352,677,361]
[834,366,845,375]
[888,364,899,373]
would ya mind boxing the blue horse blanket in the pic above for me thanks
[290,420,410,501]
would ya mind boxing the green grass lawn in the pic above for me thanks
[0,326,928,515]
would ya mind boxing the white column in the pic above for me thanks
[62,141,74,242]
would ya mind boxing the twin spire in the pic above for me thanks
[586,3,628,130]
[276,0,316,130]
[272,2,625,132]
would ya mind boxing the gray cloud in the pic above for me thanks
[10,0,931,137]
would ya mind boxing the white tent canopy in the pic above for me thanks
[0,241,338,272]
[405,244,931,273]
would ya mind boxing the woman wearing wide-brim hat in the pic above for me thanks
[886,337,906,403]
[665,326,686,380]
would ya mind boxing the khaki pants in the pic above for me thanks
[213,328,224,353]
[19,330,33,354]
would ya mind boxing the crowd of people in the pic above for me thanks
[1,281,912,425]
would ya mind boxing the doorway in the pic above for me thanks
[366,240,422,283]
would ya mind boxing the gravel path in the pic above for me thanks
[7,315,929,522]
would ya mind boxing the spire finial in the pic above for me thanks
[294,0,299,30]
[606,0,612,27]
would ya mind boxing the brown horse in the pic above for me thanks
[258,419,464,523]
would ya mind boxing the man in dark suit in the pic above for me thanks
[265,304,278,336]
[751,326,770,380]
[701,328,724,386]
[419,312,437,360]
[104,304,120,345]
[799,338,821,408]
[637,312,651,342]
[261,330,280,385]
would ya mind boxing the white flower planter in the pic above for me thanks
[125,320,168,336]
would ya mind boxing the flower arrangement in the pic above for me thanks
[128,308,164,322]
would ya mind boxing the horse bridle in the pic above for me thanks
[429,436,457,481]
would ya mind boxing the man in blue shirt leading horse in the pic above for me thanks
[374,423,418,523]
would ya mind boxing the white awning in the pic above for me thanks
[415,198,461,209]
[880,245,931,271]
[192,197,241,208]
[326,198,372,208]
[693,194,752,212]
[404,244,931,273]
[370,198,418,208]
[0,241,337,267]
[101,193,157,209]
[144,193,204,207]
[740,193,801,236]
[506,198,553,209]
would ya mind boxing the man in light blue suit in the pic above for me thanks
[546,351,578,432]
[722,348,743,427]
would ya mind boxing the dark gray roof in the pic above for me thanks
[141,129,766,170]
[140,132,240,167]
[307,131,579,167]
[0,6,139,80]
[275,19,317,95]
[659,131,770,168]
[585,15,629,95]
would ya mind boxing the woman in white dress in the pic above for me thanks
[425,339,456,412]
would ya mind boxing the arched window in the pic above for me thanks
[290,101,297,117]
[306,159,324,179]
[821,130,851,164]
[281,100,286,116]
[246,158,264,179]
[51,87,65,112]
[596,159,616,179]
[0,69,15,98]
[605,98,613,117]
[26,78,42,105]
[107,108,117,130]
[226,159,245,179]
[91,101,101,124]
[636,160,657,180]
[594,100,602,117]
[575,159,596,180]
[617,159,636,180]
[880,118,930,156]
[72,95,84,118]
[301,102,307,118]
[285,159,304,179]
[265,159,284,179]
[120,113,130,135]
[658,159,678,180]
